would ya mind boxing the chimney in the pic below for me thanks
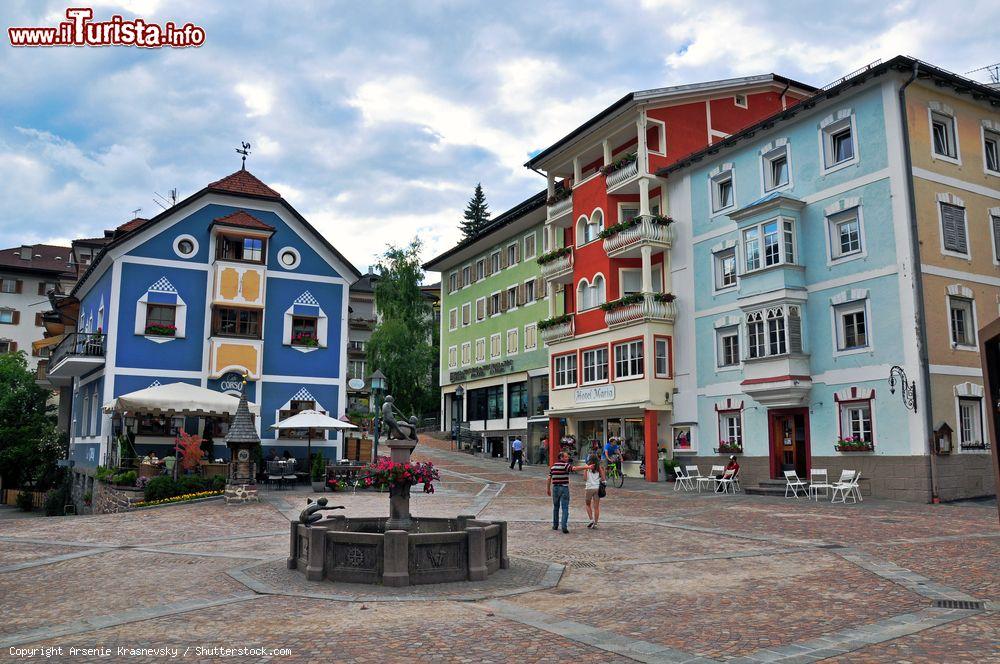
[19,245,32,261]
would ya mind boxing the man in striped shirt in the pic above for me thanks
[547,451,573,533]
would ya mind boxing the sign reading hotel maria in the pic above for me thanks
[575,385,615,404]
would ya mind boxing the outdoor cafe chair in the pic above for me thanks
[266,460,284,490]
[696,465,724,493]
[808,469,833,501]
[685,465,703,492]
[282,459,298,486]
[715,468,738,494]
[831,470,860,504]
[674,465,693,492]
[784,470,807,498]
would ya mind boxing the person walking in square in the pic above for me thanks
[547,450,573,533]
[509,436,524,470]
[581,453,605,529]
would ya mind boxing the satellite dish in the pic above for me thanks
[348,378,366,390]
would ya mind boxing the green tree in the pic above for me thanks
[366,240,435,417]
[0,353,62,492]
[459,183,491,239]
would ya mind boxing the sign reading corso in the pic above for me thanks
[219,372,246,395]
[575,385,615,403]
[449,359,513,384]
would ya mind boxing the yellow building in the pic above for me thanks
[902,65,999,500]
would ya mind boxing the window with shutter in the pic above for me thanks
[940,203,968,254]
[992,214,1000,261]
[500,250,509,269]
[38,282,46,296]
[15,280,23,294]
[788,307,802,353]
[476,298,486,321]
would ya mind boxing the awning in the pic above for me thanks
[32,334,65,351]
[103,382,260,417]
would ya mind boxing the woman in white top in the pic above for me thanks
[578,453,606,529]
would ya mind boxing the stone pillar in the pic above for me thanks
[287,521,299,569]
[644,409,659,483]
[548,417,561,466]
[573,157,582,183]
[602,139,611,166]
[385,439,416,531]
[467,526,487,581]
[498,521,510,569]
[639,176,651,216]
[546,173,555,197]
[383,529,409,587]
[305,526,326,581]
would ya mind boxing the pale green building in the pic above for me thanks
[423,191,560,462]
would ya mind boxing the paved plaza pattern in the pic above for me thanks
[0,436,997,663]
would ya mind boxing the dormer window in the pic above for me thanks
[216,235,265,263]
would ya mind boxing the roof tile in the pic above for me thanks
[207,169,281,198]
[211,210,276,232]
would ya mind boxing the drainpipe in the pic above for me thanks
[897,61,939,503]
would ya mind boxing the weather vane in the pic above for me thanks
[236,141,251,170]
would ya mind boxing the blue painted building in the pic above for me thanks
[46,169,360,469]
[660,67,935,500]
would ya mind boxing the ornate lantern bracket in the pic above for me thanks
[888,365,917,413]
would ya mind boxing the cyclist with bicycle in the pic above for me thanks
[603,436,623,483]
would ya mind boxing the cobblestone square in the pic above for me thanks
[1,438,997,663]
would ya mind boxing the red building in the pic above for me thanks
[527,75,814,480]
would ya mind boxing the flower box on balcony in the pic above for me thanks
[538,314,572,331]
[144,324,176,337]
[546,185,573,206]
[835,438,874,452]
[715,441,743,454]
[599,215,673,239]
[537,246,572,266]
[600,293,644,312]
[600,153,637,176]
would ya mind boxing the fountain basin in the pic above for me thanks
[287,515,509,587]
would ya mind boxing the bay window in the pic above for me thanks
[743,218,794,272]
[613,339,644,379]
[581,346,609,384]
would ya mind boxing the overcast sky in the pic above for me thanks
[2,0,998,274]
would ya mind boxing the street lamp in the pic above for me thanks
[453,385,465,450]
[888,365,917,412]
[370,369,387,459]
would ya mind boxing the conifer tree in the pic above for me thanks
[459,183,491,239]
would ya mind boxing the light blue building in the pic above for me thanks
[45,168,360,469]
[660,65,932,499]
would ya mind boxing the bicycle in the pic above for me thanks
[605,457,625,488]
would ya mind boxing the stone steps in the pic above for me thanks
[744,479,796,496]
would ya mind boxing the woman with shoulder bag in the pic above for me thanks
[576,454,606,529]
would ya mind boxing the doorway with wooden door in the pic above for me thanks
[768,408,810,479]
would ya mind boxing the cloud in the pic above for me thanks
[1,0,998,272]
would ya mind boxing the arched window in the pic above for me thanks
[577,278,591,310]
[585,210,604,243]
[575,216,589,247]
[592,274,606,306]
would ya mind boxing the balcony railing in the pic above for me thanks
[46,332,106,382]
[347,341,367,354]
[604,293,676,328]
[602,215,674,257]
[547,194,573,220]
[605,156,638,190]
[539,247,573,283]
[539,316,574,344]
[349,317,375,331]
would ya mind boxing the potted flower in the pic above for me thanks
[717,439,743,454]
[600,152,637,176]
[311,454,327,492]
[144,322,176,337]
[835,436,874,452]
[538,313,572,331]
[360,456,440,495]
[292,332,319,347]
[662,457,681,481]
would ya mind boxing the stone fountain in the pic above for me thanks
[288,396,508,586]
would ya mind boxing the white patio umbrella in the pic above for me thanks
[269,410,357,466]
[103,381,260,416]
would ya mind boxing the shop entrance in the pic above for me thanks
[486,436,505,458]
[768,408,810,479]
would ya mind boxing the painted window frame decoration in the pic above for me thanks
[282,291,328,353]
[954,382,988,452]
[830,288,872,357]
[172,234,199,260]
[946,285,978,350]
[671,425,695,454]
[760,139,792,193]
[928,102,960,164]
[709,163,736,215]
[818,109,859,174]
[834,386,876,451]
[134,277,187,344]
[714,398,744,453]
